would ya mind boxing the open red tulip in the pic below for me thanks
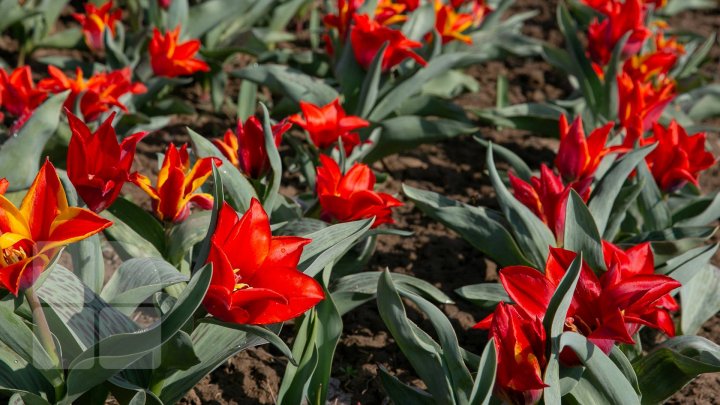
[149,27,210,78]
[203,199,324,324]
[316,155,402,228]
[66,109,147,213]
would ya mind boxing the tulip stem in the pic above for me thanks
[25,287,60,366]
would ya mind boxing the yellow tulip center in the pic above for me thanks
[0,246,27,267]
[233,268,249,291]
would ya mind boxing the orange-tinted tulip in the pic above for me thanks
[316,155,402,228]
[450,0,492,25]
[324,0,418,41]
[323,0,363,41]
[554,115,616,184]
[0,66,48,128]
[72,0,122,51]
[38,66,147,121]
[203,199,324,324]
[289,98,369,154]
[212,116,291,178]
[149,27,210,78]
[432,1,474,44]
[350,14,427,71]
[131,144,221,223]
[586,0,651,66]
[640,120,716,192]
[617,71,675,144]
[66,110,147,213]
[0,161,112,295]
[509,165,591,241]
[474,302,547,405]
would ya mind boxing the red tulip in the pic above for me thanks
[158,0,171,9]
[203,199,324,324]
[586,0,651,66]
[316,155,402,228]
[509,165,591,241]
[640,120,716,192]
[38,66,147,121]
[289,98,369,154]
[0,161,112,295]
[654,32,685,56]
[72,0,122,51]
[450,0,492,25]
[66,110,147,213]
[375,0,417,25]
[432,1,474,44]
[149,27,210,78]
[554,115,616,184]
[617,70,675,144]
[0,66,48,128]
[602,241,680,336]
[476,247,681,360]
[475,302,547,405]
[324,0,418,42]
[323,0,363,41]
[131,144,221,223]
[350,14,427,71]
[212,116,291,178]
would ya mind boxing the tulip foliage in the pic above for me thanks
[0,0,716,405]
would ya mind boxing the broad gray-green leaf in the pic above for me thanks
[564,191,605,271]
[0,298,62,396]
[100,258,188,315]
[299,219,373,277]
[486,144,555,267]
[403,184,533,267]
[165,211,211,265]
[589,144,655,235]
[474,137,532,181]
[63,264,211,402]
[403,292,474,402]
[185,0,253,38]
[355,43,388,118]
[680,265,720,335]
[0,92,67,191]
[159,323,280,404]
[102,210,163,260]
[658,243,718,285]
[636,162,671,232]
[454,283,510,308]
[369,52,488,121]
[36,266,138,362]
[376,271,453,403]
[260,103,282,213]
[365,116,476,162]
[332,271,453,316]
[474,103,564,136]
[561,332,641,405]
[233,64,338,106]
[107,197,165,253]
[633,336,720,404]
[378,366,435,405]
[469,339,497,405]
